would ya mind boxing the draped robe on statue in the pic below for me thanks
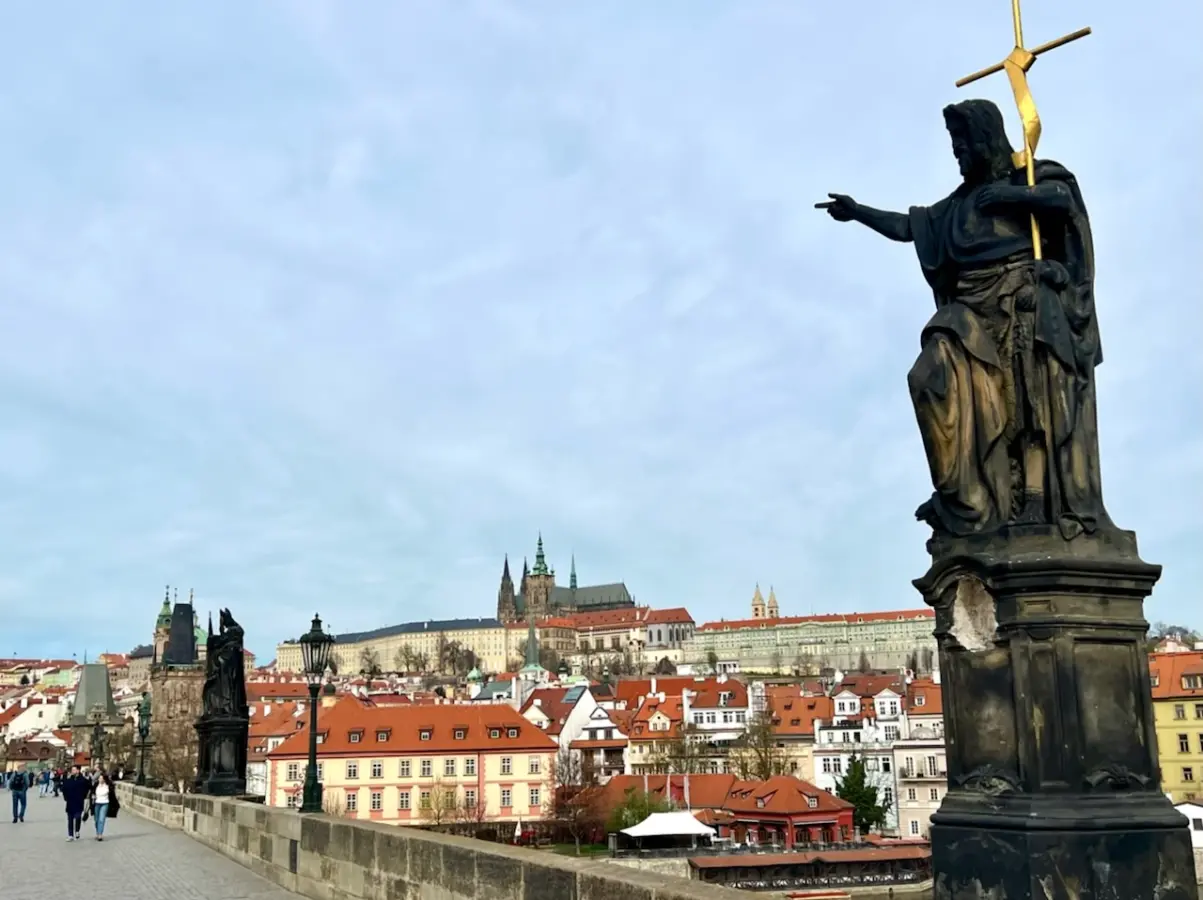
[905,159,1110,538]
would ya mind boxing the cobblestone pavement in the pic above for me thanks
[0,789,300,900]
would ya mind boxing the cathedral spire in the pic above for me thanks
[524,613,540,667]
[502,554,512,584]
[570,554,577,591]
[532,533,549,576]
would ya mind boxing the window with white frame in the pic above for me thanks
[464,789,477,809]
[371,760,383,779]
[419,791,431,809]
[421,759,432,778]
[528,756,541,775]
[444,758,456,777]
[909,819,920,835]
[500,788,512,807]
[501,757,512,775]
[400,759,411,778]
[286,763,299,781]
[346,791,358,812]
[398,790,410,810]
[370,791,383,811]
[529,787,541,807]
[465,758,476,776]
[346,761,359,779]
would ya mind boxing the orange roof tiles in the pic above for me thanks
[614,676,746,709]
[697,608,933,633]
[645,608,695,625]
[905,678,944,716]
[519,687,582,737]
[723,775,853,816]
[766,688,832,737]
[1149,651,1203,700]
[268,697,557,758]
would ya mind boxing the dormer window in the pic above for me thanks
[489,728,501,739]
[419,729,432,741]
[756,797,766,808]
[349,730,363,744]
[914,695,925,707]
[507,727,519,738]
[375,730,390,742]
[454,728,466,740]
[807,796,818,809]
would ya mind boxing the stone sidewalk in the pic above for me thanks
[0,789,300,900]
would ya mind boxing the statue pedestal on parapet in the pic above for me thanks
[818,8,1197,896]
[195,609,250,797]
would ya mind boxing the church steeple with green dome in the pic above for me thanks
[156,584,172,627]
[532,533,549,576]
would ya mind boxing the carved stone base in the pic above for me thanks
[931,822,1198,899]
[915,524,1199,899]
[194,715,249,797]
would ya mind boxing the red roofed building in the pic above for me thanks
[687,595,936,675]
[603,773,855,848]
[266,697,557,824]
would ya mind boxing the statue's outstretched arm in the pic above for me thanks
[855,204,914,243]
[818,194,913,243]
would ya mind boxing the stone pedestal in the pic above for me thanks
[914,525,1198,900]
[194,715,249,797]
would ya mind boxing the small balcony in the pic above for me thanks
[900,767,947,781]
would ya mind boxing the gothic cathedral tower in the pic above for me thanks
[497,555,517,623]
[525,534,556,619]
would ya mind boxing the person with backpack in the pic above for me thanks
[9,765,29,822]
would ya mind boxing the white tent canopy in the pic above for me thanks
[620,811,717,839]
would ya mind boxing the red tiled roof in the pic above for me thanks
[766,688,833,737]
[697,609,933,633]
[519,687,582,737]
[268,697,557,758]
[645,608,695,625]
[905,678,943,716]
[1149,651,1203,700]
[246,681,312,701]
[629,696,685,740]
[723,775,852,816]
[614,676,746,709]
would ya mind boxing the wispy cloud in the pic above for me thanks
[1,0,1199,658]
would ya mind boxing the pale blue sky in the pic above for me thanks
[2,2,1199,660]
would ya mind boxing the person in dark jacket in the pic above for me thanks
[60,765,90,841]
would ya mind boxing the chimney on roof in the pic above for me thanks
[650,677,657,695]
[657,692,666,703]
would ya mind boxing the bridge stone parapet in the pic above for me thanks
[116,784,749,900]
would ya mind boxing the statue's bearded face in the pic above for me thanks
[948,121,976,179]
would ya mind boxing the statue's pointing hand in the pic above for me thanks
[815,193,858,222]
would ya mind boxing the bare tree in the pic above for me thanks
[548,747,602,853]
[323,790,348,817]
[769,649,783,675]
[422,779,459,825]
[857,651,873,673]
[359,646,383,678]
[150,719,197,791]
[791,651,810,676]
[732,704,789,781]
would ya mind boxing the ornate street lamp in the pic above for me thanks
[298,613,335,814]
[136,692,153,786]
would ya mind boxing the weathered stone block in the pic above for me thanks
[475,849,524,900]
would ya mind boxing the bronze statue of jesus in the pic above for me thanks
[821,99,1110,539]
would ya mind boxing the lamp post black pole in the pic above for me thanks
[300,682,322,813]
[298,613,333,814]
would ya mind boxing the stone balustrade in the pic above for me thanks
[115,783,749,899]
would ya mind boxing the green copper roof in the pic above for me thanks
[532,533,549,576]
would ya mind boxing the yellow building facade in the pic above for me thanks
[266,698,557,824]
[1149,651,1203,803]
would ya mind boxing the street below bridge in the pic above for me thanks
[0,787,299,900]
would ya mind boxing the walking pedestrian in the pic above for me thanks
[90,772,113,841]
[61,765,89,841]
[9,765,29,822]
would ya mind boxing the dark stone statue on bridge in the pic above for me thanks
[195,608,249,796]
[816,13,1198,895]
[821,98,1108,542]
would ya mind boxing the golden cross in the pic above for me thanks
[956,1,1090,260]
